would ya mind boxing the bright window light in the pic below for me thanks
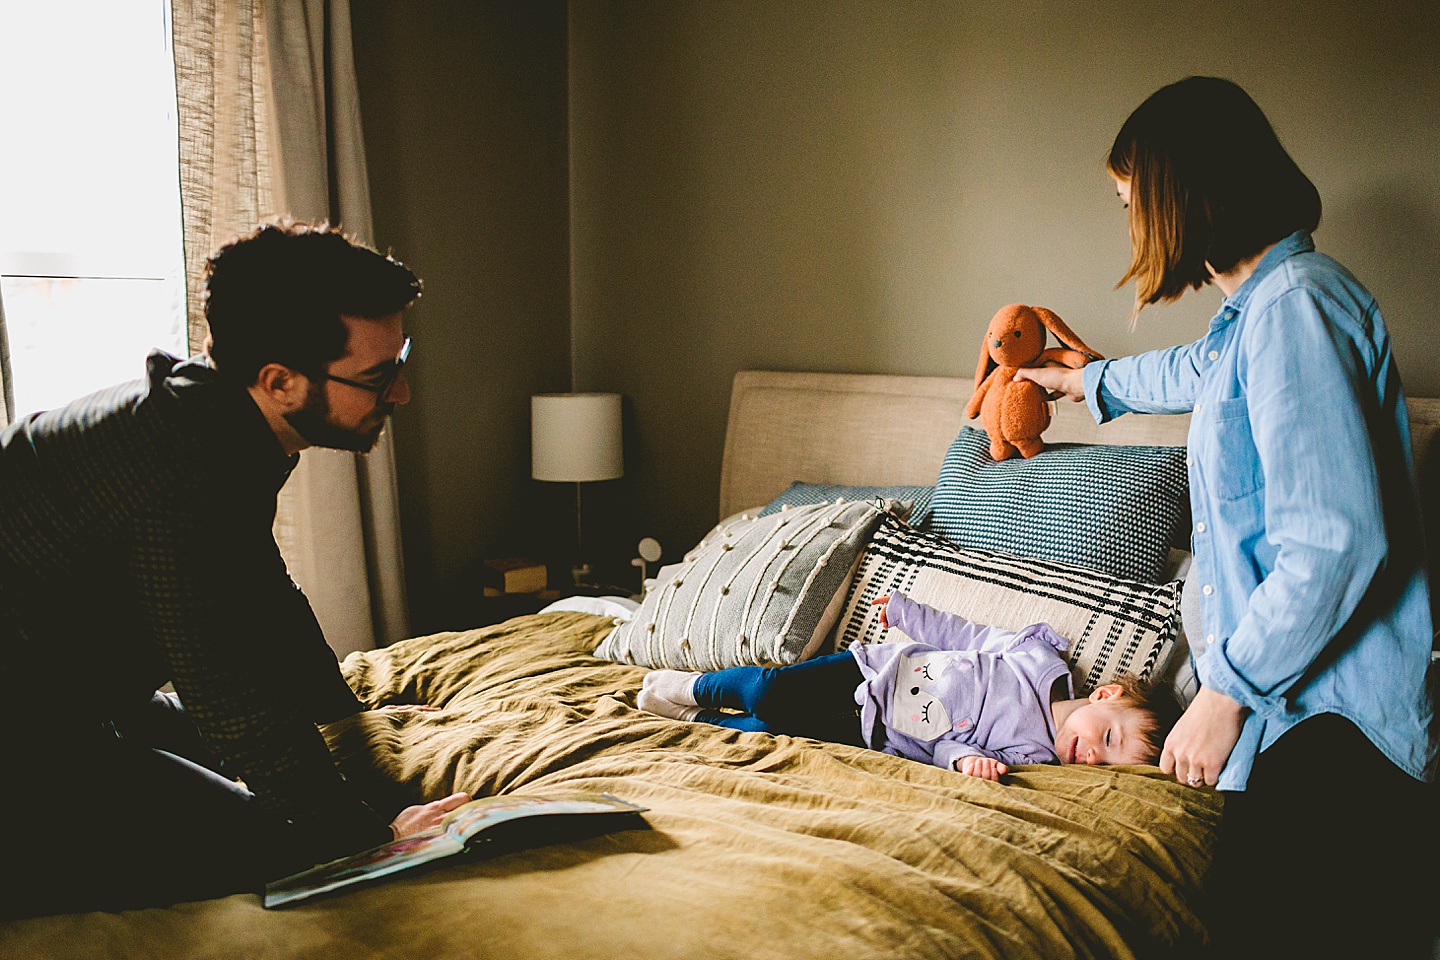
[0,0,186,419]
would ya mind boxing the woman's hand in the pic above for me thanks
[958,756,1008,781]
[1161,686,1247,788]
[389,791,472,839]
[1012,366,1086,403]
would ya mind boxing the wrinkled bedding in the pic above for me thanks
[2,611,1222,960]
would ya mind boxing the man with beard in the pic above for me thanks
[0,219,468,918]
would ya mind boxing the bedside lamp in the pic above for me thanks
[531,392,624,586]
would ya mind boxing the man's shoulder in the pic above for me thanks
[3,353,222,482]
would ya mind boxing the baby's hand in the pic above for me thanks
[869,595,891,630]
[957,756,1008,781]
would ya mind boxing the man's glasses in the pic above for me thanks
[321,337,412,400]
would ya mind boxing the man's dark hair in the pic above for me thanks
[1107,76,1321,309]
[203,218,422,384]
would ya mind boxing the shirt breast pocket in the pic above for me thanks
[1204,396,1264,502]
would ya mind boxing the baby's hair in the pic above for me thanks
[1112,672,1185,764]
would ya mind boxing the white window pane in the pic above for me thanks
[0,0,182,272]
[0,0,186,418]
[2,275,185,418]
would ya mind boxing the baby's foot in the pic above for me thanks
[642,669,700,706]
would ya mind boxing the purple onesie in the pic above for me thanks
[848,593,1074,771]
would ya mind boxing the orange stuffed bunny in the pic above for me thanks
[964,303,1103,460]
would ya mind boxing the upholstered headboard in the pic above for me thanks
[717,370,1440,603]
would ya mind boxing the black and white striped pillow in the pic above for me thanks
[928,427,1189,584]
[834,516,1180,694]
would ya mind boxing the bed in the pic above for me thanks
[5,371,1435,960]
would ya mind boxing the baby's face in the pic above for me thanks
[1054,698,1154,766]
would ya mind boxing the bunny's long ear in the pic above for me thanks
[1033,307,1103,360]
[972,331,993,388]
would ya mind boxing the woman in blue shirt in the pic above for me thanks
[1021,77,1433,960]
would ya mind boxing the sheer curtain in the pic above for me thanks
[264,0,409,653]
[0,291,11,430]
[173,0,409,657]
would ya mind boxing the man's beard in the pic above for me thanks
[284,390,391,453]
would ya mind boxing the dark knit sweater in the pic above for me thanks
[0,351,391,863]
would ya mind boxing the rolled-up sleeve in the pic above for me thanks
[1195,289,1385,717]
[1083,342,1205,424]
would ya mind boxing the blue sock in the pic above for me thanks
[696,710,770,733]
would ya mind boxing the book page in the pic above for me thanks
[263,792,647,908]
[445,792,645,847]
[264,829,464,908]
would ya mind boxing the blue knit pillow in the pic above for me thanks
[928,427,1189,584]
[759,482,934,526]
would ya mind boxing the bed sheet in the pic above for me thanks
[1,611,1222,960]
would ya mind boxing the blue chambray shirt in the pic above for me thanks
[1081,230,1434,791]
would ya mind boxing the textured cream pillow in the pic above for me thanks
[594,500,893,670]
[834,516,1181,694]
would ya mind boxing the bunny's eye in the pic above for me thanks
[1014,331,1022,338]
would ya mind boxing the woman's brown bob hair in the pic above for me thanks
[1108,77,1321,310]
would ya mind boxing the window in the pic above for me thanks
[0,0,186,419]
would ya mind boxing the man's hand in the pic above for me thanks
[1161,686,1247,788]
[390,791,472,839]
[1012,366,1086,403]
[957,756,1008,781]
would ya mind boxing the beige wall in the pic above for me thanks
[352,2,571,631]
[569,0,1440,563]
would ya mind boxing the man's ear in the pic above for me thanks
[251,362,311,413]
[1089,683,1124,702]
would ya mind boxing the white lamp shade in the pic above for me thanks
[531,392,624,482]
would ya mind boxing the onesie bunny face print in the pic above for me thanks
[891,652,959,740]
[849,596,1075,771]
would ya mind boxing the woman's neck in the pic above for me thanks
[1207,243,1275,297]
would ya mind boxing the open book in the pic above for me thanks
[264,791,648,908]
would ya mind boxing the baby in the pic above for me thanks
[639,592,1182,780]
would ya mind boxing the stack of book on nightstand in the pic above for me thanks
[480,557,549,596]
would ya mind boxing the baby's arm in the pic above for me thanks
[881,593,1010,652]
[936,739,1056,779]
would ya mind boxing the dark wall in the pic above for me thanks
[350,1,1440,628]
[352,1,572,632]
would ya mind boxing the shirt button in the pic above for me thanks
[1205,634,1215,645]
[1196,522,1207,533]
[1208,350,1219,361]
[1186,455,1195,467]
[1202,584,1214,596]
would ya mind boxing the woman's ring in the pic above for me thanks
[1186,775,1204,786]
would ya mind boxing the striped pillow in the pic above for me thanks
[594,500,893,670]
[928,427,1189,584]
[759,482,935,527]
[834,516,1180,694]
